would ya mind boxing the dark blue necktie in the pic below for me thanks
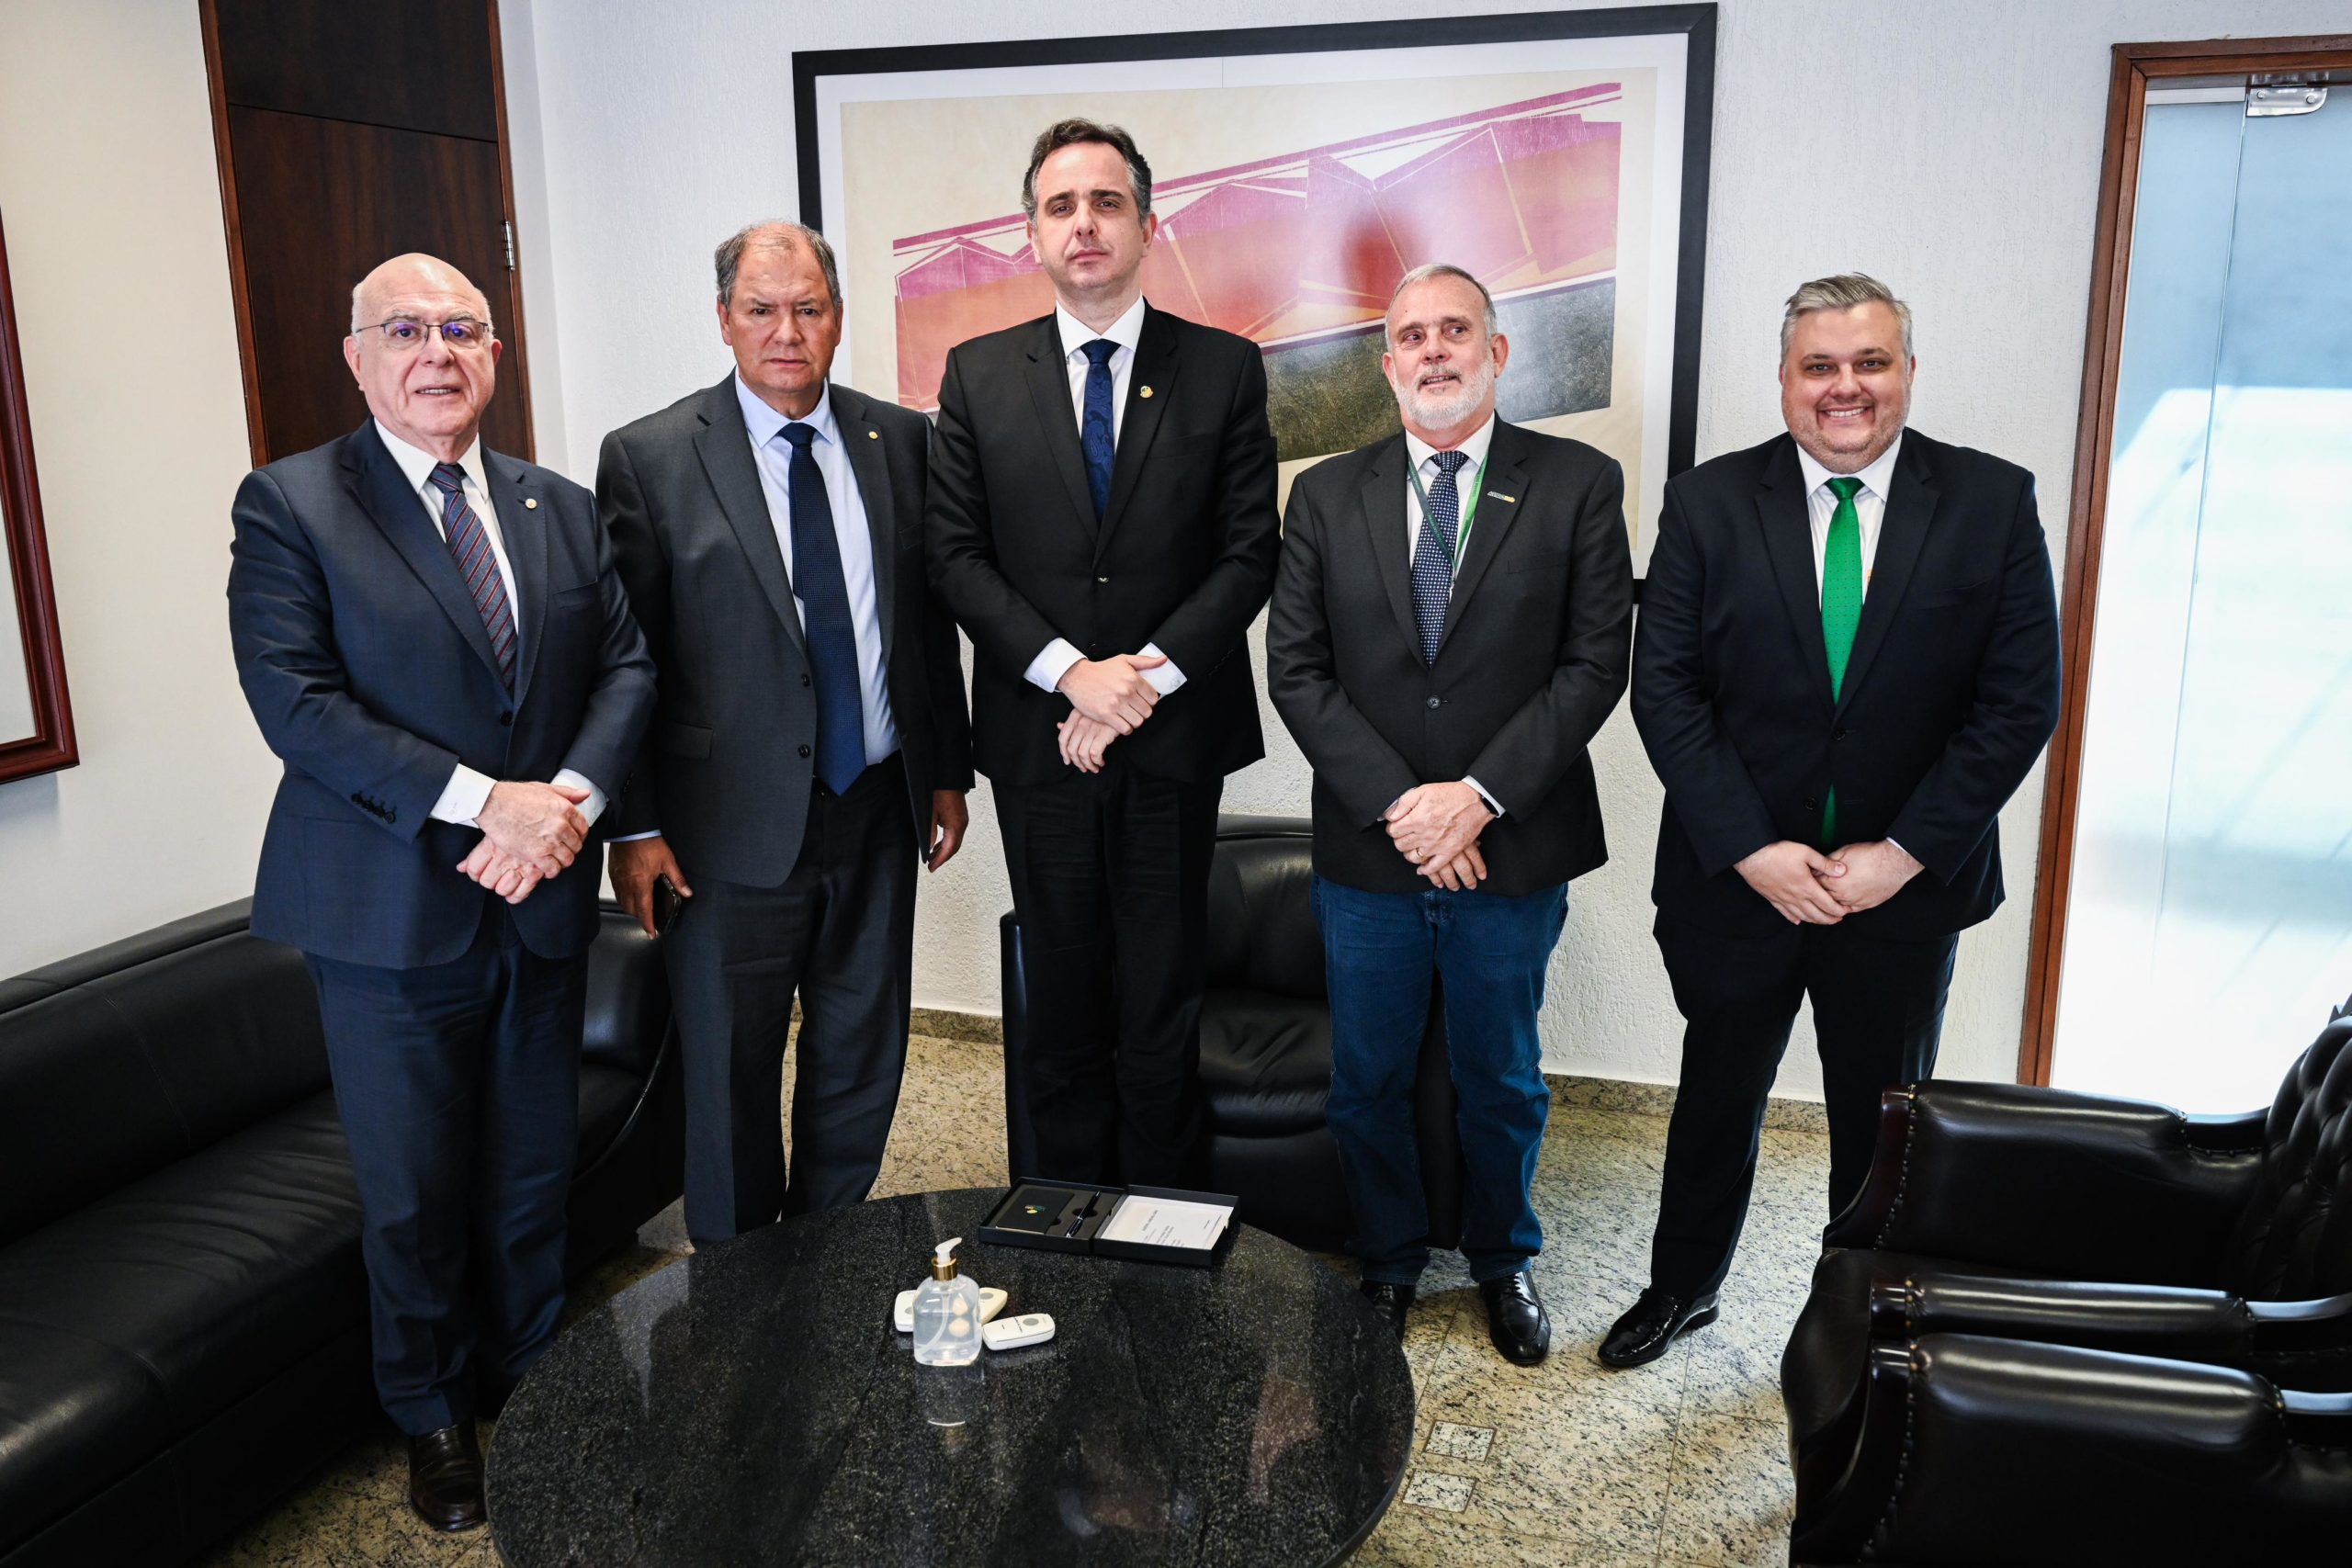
[779,423,866,795]
[1080,338,1117,519]
[1410,450,1471,664]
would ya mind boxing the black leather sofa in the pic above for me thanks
[0,901,683,1567]
[1001,814,1464,1252]
[1781,1011,2352,1562]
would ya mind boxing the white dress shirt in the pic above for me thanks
[1022,295,1185,699]
[373,421,605,829]
[1795,432,1905,602]
[1395,414,1503,819]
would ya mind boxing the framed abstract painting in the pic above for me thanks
[794,5,1715,572]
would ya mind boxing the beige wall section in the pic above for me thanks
[0,2,281,975]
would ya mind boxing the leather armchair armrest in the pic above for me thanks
[1867,1273,2352,1366]
[1823,1082,2265,1285]
[1793,1336,2352,1566]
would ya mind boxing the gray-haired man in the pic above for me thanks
[1601,274,2059,1366]
[600,221,973,1241]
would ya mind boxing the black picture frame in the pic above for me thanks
[0,209,77,786]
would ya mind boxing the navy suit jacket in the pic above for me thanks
[229,421,656,967]
[1632,428,2061,940]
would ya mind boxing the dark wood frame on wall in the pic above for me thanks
[0,210,78,785]
[2018,34,2352,1087]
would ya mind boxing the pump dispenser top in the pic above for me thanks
[931,1238,962,1281]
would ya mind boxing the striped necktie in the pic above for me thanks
[427,461,514,688]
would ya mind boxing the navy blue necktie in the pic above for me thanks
[779,423,867,795]
[1410,449,1472,664]
[1080,338,1117,520]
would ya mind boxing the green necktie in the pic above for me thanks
[1819,476,1865,844]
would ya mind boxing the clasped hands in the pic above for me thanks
[456,780,592,905]
[1056,652,1166,773]
[1734,839,1922,926]
[1385,782,1494,891]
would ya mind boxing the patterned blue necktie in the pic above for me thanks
[1410,449,1472,664]
[1080,338,1117,519]
[426,461,515,688]
[779,423,867,795]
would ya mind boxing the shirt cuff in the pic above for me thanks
[1137,642,1186,695]
[610,829,662,842]
[1024,637,1085,694]
[552,768,607,828]
[1464,776,1504,818]
[432,764,496,826]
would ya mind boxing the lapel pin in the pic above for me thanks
[1139,386,1154,399]
[868,429,879,439]
[1487,491,1516,503]
[524,497,538,509]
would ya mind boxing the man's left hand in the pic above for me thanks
[1820,840,1924,912]
[1385,782,1496,871]
[1057,713,1119,773]
[927,790,969,872]
[458,837,547,905]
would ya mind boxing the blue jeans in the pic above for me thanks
[1313,874,1567,1285]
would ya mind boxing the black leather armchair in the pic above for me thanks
[1001,814,1464,1251]
[0,901,683,1568]
[1783,1013,2352,1562]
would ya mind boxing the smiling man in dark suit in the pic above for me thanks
[1600,274,2061,1368]
[1268,264,1633,1363]
[927,118,1280,1188]
[598,221,972,1244]
[228,254,654,1529]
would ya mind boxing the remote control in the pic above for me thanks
[894,1285,1007,1334]
[981,1313,1056,1351]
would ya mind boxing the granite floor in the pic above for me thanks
[203,1032,1830,1567]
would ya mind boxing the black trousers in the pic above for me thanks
[666,754,918,1243]
[307,903,582,1436]
[1649,913,1960,1296]
[997,764,1221,1186]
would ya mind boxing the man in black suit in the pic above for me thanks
[927,118,1279,1185]
[1268,264,1633,1363]
[1601,275,2061,1367]
[228,254,655,1529]
[600,221,973,1242]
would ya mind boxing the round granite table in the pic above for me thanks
[486,1188,1415,1567]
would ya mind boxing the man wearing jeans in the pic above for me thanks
[1267,265,1633,1363]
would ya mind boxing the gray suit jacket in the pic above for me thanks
[599,376,973,886]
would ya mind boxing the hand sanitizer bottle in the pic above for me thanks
[911,1237,983,1366]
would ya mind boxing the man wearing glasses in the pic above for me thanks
[227,254,653,1532]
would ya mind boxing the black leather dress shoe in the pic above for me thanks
[1598,1287,1721,1368]
[1478,1269,1551,1365]
[408,1424,487,1532]
[1359,1280,1416,1337]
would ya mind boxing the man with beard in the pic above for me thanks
[1267,264,1633,1362]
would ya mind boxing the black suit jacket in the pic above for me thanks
[1267,421,1634,897]
[228,421,656,966]
[925,304,1279,784]
[1632,429,2061,940]
[599,377,973,887]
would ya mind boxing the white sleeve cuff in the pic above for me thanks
[1137,642,1186,695]
[552,768,607,828]
[1024,637,1085,694]
[609,829,662,843]
[432,764,496,826]
[1464,776,1504,818]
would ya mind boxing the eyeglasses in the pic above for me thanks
[356,316,495,353]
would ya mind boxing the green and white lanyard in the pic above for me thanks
[1406,451,1488,576]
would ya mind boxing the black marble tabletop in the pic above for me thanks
[486,1188,1415,1567]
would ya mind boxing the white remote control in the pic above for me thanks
[894,1285,1007,1334]
[981,1313,1056,1351]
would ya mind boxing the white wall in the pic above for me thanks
[0,1,282,976]
[510,0,2348,1096]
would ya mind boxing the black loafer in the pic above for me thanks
[408,1424,487,1532]
[1478,1269,1551,1365]
[1598,1287,1721,1369]
[1359,1280,1416,1337]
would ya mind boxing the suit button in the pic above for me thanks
[1426,696,1442,709]
[797,744,812,758]
[1096,575,1110,584]
[1803,796,1818,811]
[800,673,811,687]
[498,712,513,727]
[1833,728,1848,741]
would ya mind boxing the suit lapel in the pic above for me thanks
[344,423,507,688]
[1836,434,1938,713]
[1022,316,1100,543]
[692,378,808,662]
[1430,420,1531,662]
[1755,436,1835,714]
[1095,305,1180,563]
[1355,435,1423,658]
[833,384,899,669]
[484,451,547,700]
